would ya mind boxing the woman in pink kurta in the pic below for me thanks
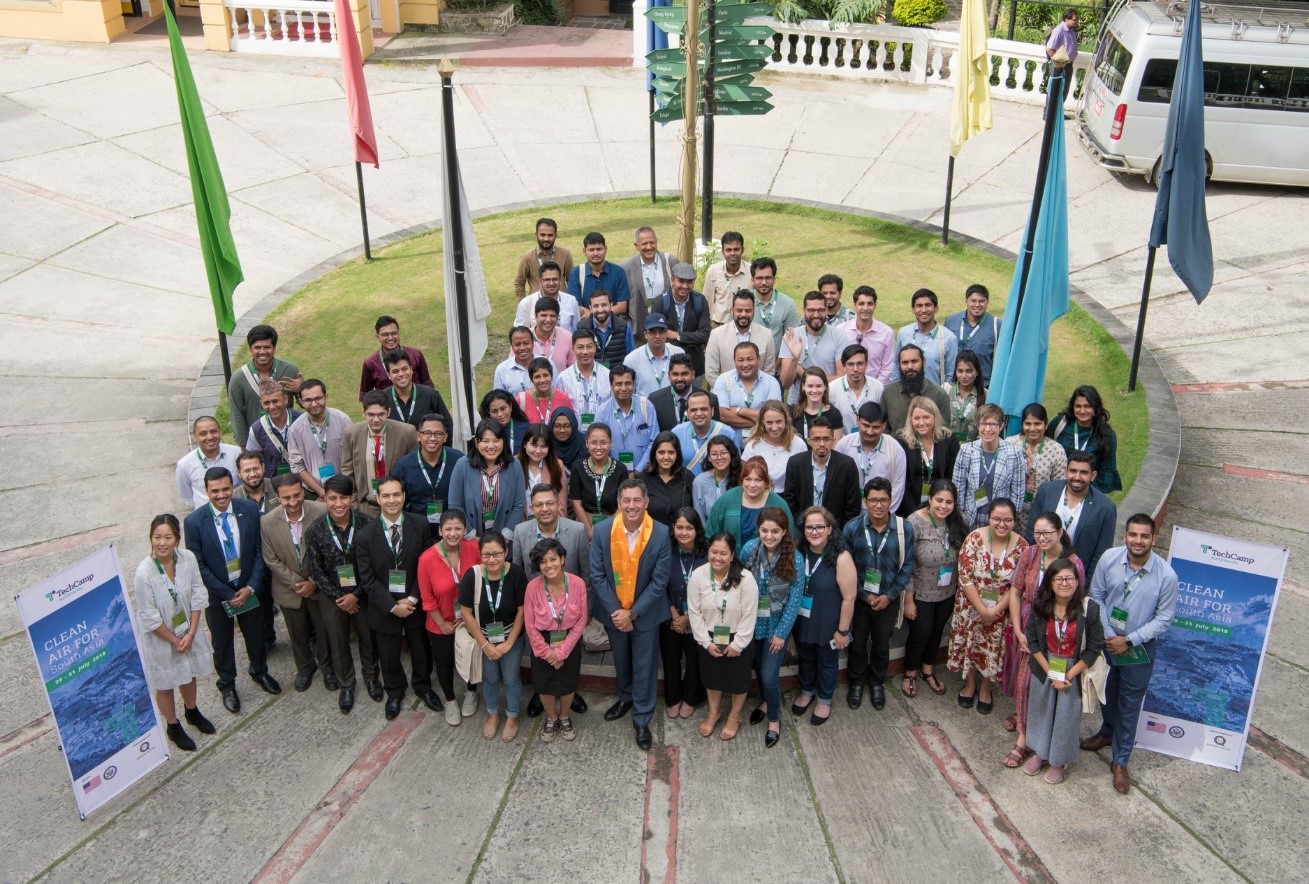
[518,358,574,426]
[523,537,588,742]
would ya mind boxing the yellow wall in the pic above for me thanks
[398,0,439,27]
[0,0,126,42]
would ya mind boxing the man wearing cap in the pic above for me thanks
[621,226,676,340]
[835,402,907,512]
[650,262,711,380]
[623,314,685,399]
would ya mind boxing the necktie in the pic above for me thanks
[390,524,402,561]
[220,512,237,560]
[677,397,687,423]
[373,434,385,479]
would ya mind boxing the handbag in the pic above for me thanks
[1080,597,1110,712]
[454,565,484,685]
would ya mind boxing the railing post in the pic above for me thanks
[202,0,235,50]
[908,30,928,83]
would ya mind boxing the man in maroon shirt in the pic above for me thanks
[359,315,433,400]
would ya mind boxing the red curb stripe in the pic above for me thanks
[251,710,425,884]
[1222,464,1309,486]
[0,524,130,566]
[1248,726,1309,781]
[0,714,53,762]
[639,744,680,884]
[909,723,1055,884]
[1172,380,1309,394]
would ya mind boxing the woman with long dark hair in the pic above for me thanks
[687,532,759,741]
[458,531,529,742]
[661,508,708,719]
[1006,403,1067,535]
[691,435,742,523]
[480,389,531,456]
[901,480,968,698]
[523,538,588,743]
[516,423,568,511]
[448,419,526,538]
[1048,385,1121,494]
[791,506,856,726]
[943,350,986,442]
[740,507,804,747]
[642,431,694,526]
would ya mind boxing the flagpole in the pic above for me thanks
[649,89,657,204]
[700,0,717,245]
[1011,71,1064,326]
[355,161,373,260]
[942,155,955,246]
[218,331,233,387]
[1127,246,1156,393]
[439,61,476,438]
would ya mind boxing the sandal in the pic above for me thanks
[719,715,742,741]
[922,672,946,695]
[1003,713,1018,732]
[900,675,917,699]
[1003,746,1031,769]
[699,711,721,738]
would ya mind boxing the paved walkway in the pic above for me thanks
[0,37,1306,882]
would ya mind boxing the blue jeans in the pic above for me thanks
[481,634,525,717]
[796,640,839,704]
[1098,641,1156,765]
[753,638,785,723]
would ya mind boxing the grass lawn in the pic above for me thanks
[217,197,1147,502]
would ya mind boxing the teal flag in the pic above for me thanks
[164,5,243,334]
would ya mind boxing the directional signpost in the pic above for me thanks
[645,0,777,244]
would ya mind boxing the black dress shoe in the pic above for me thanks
[749,706,766,725]
[184,707,216,735]
[365,678,384,702]
[385,695,402,720]
[264,636,278,653]
[324,672,339,691]
[634,724,652,751]
[765,728,781,748]
[870,684,886,710]
[253,673,282,695]
[339,688,355,714]
[294,673,313,692]
[571,693,588,714]
[419,689,444,712]
[604,700,633,721]
[220,686,241,713]
[166,722,197,752]
[957,691,976,709]
[526,693,545,718]
[847,684,864,709]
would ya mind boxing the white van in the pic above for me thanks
[1076,0,1309,187]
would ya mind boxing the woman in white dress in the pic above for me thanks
[742,401,808,492]
[133,514,217,752]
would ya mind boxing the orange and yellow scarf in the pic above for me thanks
[610,513,653,609]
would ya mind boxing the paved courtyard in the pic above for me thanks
[0,34,1306,882]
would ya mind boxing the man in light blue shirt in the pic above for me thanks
[554,330,612,427]
[672,390,741,475]
[567,231,631,316]
[711,341,783,433]
[891,289,959,386]
[623,314,684,399]
[1085,513,1179,794]
[944,283,1002,386]
[594,365,658,471]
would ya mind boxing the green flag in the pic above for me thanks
[163,5,243,334]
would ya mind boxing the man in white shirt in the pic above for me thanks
[554,330,612,428]
[493,326,535,397]
[836,285,896,384]
[835,402,906,512]
[892,288,959,386]
[176,416,242,510]
[705,290,777,387]
[703,230,749,327]
[712,342,783,431]
[623,314,684,399]
[830,344,885,435]
[779,290,849,405]
[672,390,741,476]
[514,261,580,333]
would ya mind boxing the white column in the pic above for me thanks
[632,0,649,69]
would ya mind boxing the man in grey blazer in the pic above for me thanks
[1027,451,1117,577]
[589,477,672,751]
[620,226,676,342]
[260,474,334,693]
[515,483,592,718]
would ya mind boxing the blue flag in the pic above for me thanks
[1148,0,1213,303]
[647,0,670,91]
[989,79,1070,426]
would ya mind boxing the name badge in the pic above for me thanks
[225,556,241,581]
[1109,606,1129,632]
[713,624,731,646]
[618,452,635,465]
[549,629,567,648]
[337,565,357,589]
[757,594,771,615]
[318,464,336,481]
[486,622,506,644]
[591,513,606,526]
[980,587,1000,606]
[799,595,813,618]
[1048,655,1071,683]
[275,463,291,475]
[973,488,988,504]
[1024,490,1035,504]
[388,569,407,597]
[937,566,954,587]
[426,502,443,524]
[170,610,188,632]
[482,508,496,529]
[921,482,932,502]
[863,568,882,596]
[580,413,595,428]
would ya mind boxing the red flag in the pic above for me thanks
[334,0,379,167]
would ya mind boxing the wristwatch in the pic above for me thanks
[838,628,851,637]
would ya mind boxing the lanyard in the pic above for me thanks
[544,578,569,625]
[918,436,934,476]
[590,458,614,510]
[644,346,668,387]
[985,529,1013,581]
[860,437,883,482]
[678,551,695,587]
[438,544,464,583]
[153,555,180,609]
[594,322,613,353]
[801,327,825,364]
[612,406,637,449]
[841,378,868,412]
[709,573,730,621]
[529,393,554,423]
[862,518,891,562]
[959,320,977,347]
[1053,617,1070,644]
[758,296,776,327]
[572,367,595,413]
[928,514,951,556]
[261,415,290,457]
[483,570,506,613]
[736,375,760,408]
[1025,438,1045,472]
[538,332,556,363]
[1121,566,1147,601]
[979,450,997,488]
[327,514,355,554]
[1072,425,1090,451]
[419,450,448,491]
[803,552,822,594]
[196,448,222,466]
[481,470,500,510]
[391,387,415,421]
[384,517,404,566]
[309,414,330,454]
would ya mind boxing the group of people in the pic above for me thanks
[144,221,1172,794]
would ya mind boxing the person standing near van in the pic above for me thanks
[1047,10,1080,71]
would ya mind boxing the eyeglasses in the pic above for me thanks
[1053,575,1078,585]
[1033,530,1057,538]
[866,499,891,507]
[979,421,1003,429]
[803,524,829,533]
[418,430,447,438]
[990,517,1015,525]
[481,550,506,559]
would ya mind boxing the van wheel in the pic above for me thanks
[1148,153,1213,189]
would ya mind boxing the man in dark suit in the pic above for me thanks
[651,263,712,378]
[355,476,440,720]
[650,355,720,432]
[383,349,453,430]
[1028,451,1117,577]
[782,417,862,528]
[184,467,282,713]
[589,477,672,751]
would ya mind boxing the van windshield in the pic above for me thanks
[1094,35,1133,97]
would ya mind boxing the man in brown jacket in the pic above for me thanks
[341,390,417,516]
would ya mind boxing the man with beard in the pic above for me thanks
[575,290,634,370]
[882,345,951,434]
[892,289,959,386]
[650,262,711,378]
[514,261,581,333]
[704,290,776,387]
[818,274,855,325]
[704,231,749,328]
[835,402,906,513]
[779,291,849,405]
[651,354,719,432]
[514,217,575,300]
[1028,451,1117,576]
[750,257,800,360]
[568,232,631,318]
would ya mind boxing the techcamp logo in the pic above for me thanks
[43,575,95,603]
[1199,544,1254,566]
